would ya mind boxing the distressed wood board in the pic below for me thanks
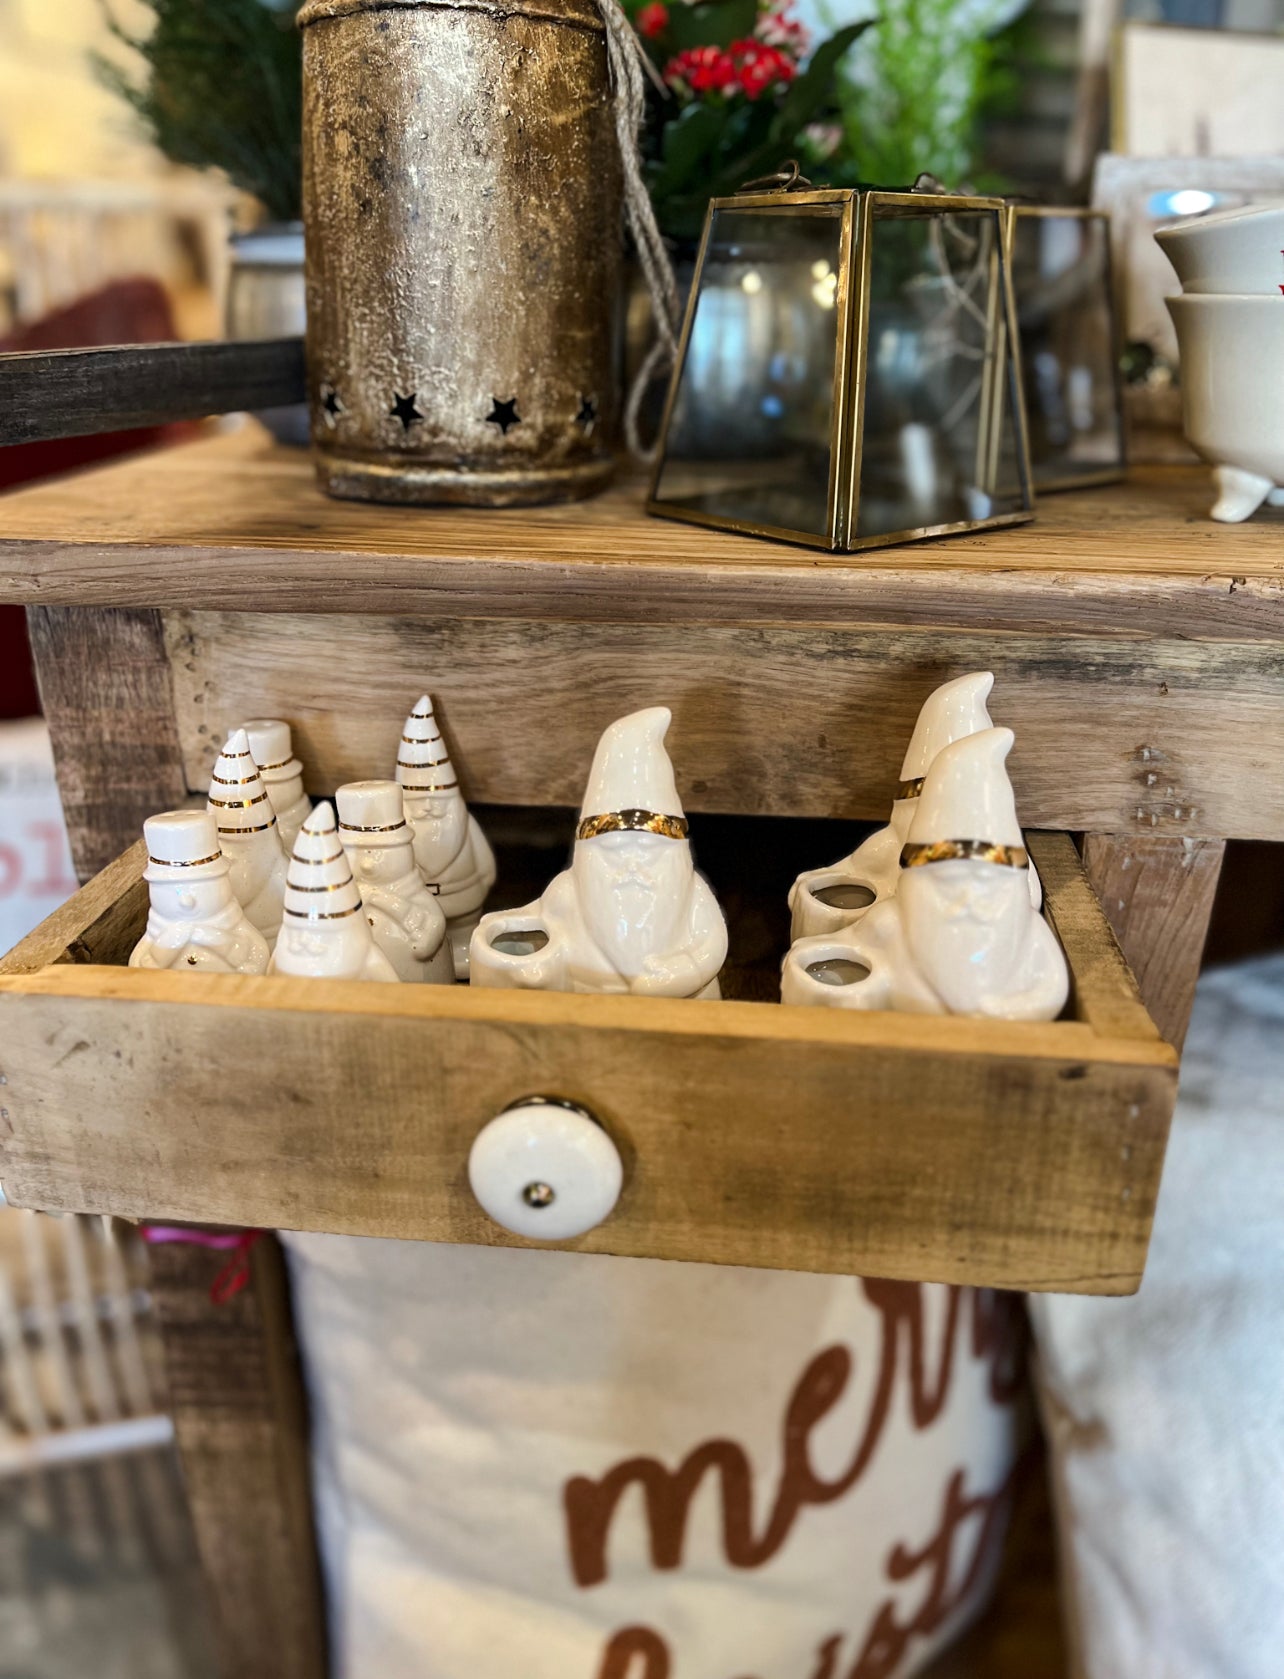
[164,607,1284,841]
[0,429,1281,641]
[0,832,1176,1296]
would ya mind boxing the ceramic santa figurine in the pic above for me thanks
[129,810,269,975]
[242,718,312,853]
[337,780,454,985]
[396,695,496,980]
[790,671,997,942]
[269,802,399,982]
[782,727,1068,1020]
[206,729,289,948]
[471,706,727,998]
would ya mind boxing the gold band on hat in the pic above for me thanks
[401,732,441,745]
[896,775,926,801]
[216,821,277,836]
[208,791,270,810]
[211,770,264,787]
[255,757,297,774]
[338,819,407,834]
[900,839,1029,870]
[148,851,223,869]
[399,779,458,793]
[283,903,361,920]
[576,809,689,842]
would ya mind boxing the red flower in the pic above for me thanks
[665,36,795,100]
[636,2,669,40]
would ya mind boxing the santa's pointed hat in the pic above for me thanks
[900,671,994,787]
[144,809,228,883]
[906,727,1025,856]
[283,802,362,920]
[395,695,458,795]
[241,719,302,786]
[207,729,278,838]
[576,707,687,842]
[336,779,409,850]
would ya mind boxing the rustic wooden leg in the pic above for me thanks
[1081,834,1225,1049]
[26,605,188,881]
[147,1233,327,1679]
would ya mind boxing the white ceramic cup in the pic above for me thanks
[1166,294,1284,521]
[1156,202,1284,296]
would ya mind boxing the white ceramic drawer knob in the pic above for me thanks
[468,1097,623,1240]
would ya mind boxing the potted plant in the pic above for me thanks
[96,0,308,443]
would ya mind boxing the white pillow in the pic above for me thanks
[1031,953,1284,1679]
[284,1239,1023,1679]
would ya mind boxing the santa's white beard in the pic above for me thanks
[275,918,371,978]
[572,836,693,977]
[406,793,467,878]
[901,862,1030,1014]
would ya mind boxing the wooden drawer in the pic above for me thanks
[0,821,1175,1295]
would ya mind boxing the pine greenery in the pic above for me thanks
[95,0,303,223]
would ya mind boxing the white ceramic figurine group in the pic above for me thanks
[129,697,495,984]
[131,677,1068,1023]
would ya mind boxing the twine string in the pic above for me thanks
[598,0,682,463]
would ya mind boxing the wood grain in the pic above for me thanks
[165,607,1284,841]
[0,429,1281,641]
[1082,833,1225,1049]
[147,1233,326,1679]
[26,606,188,882]
[0,340,306,445]
[0,834,1175,1296]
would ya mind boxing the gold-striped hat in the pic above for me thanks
[143,809,228,883]
[395,694,459,797]
[207,728,279,838]
[336,779,410,850]
[901,727,1028,870]
[283,801,362,919]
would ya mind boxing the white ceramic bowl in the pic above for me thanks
[1166,294,1284,520]
[1156,202,1284,296]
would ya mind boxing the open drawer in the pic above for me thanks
[0,822,1176,1295]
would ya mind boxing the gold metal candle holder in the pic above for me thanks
[647,177,1034,552]
[1005,205,1126,492]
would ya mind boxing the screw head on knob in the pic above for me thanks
[468,1097,623,1240]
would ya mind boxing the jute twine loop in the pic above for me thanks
[598,0,682,463]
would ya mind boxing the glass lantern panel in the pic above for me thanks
[651,204,845,539]
[857,206,1026,541]
[1010,212,1123,485]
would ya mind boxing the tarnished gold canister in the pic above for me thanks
[299,0,622,506]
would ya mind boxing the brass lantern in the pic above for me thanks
[1005,205,1126,492]
[647,174,1034,551]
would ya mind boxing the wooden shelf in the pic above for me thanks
[0,427,1281,639]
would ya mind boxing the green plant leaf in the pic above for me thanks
[664,0,759,52]
[650,100,734,199]
[771,19,871,138]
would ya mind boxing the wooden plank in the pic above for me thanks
[147,1232,326,1679]
[1031,830,1158,1044]
[0,340,306,445]
[0,864,1177,1292]
[0,430,1281,642]
[164,607,1284,842]
[1082,832,1225,1048]
[0,841,147,976]
[26,606,188,882]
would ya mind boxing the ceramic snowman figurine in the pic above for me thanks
[269,802,399,982]
[336,780,454,984]
[129,809,269,975]
[472,706,728,999]
[396,695,496,979]
[242,718,312,853]
[782,727,1068,1020]
[206,728,289,949]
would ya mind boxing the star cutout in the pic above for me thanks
[485,396,520,435]
[390,391,423,431]
[575,394,597,432]
[320,384,344,427]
